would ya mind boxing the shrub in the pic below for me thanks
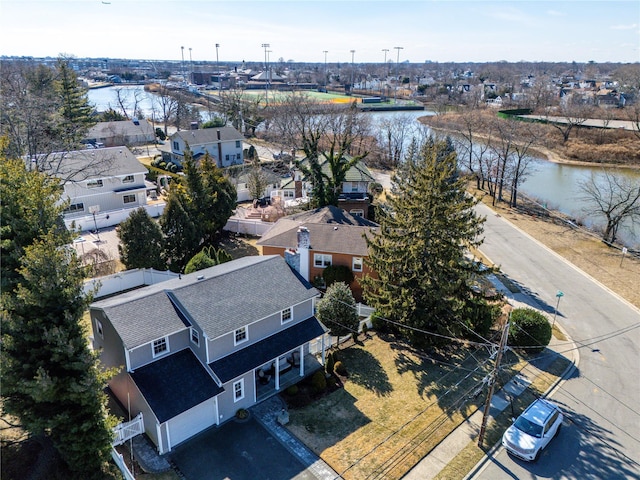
[325,352,335,375]
[509,308,552,353]
[285,385,299,396]
[311,370,327,394]
[334,361,347,376]
[286,392,311,408]
[362,322,369,336]
[235,408,249,420]
[159,161,167,170]
[322,265,354,288]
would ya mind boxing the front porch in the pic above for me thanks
[256,351,323,402]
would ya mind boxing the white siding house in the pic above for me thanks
[169,126,244,168]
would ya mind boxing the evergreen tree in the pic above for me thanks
[55,57,96,151]
[117,207,165,270]
[0,156,66,292]
[160,189,199,272]
[316,282,359,347]
[362,138,490,347]
[199,153,236,243]
[1,234,117,479]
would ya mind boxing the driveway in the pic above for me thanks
[169,416,318,480]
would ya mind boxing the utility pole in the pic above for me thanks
[478,316,510,447]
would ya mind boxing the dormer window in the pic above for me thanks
[281,307,292,324]
[153,337,168,357]
[87,179,103,188]
[122,175,134,184]
[234,326,248,345]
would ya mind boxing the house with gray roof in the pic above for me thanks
[90,255,327,454]
[42,147,161,231]
[84,119,155,148]
[168,126,244,168]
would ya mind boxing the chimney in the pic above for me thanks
[216,129,221,140]
[284,248,300,274]
[296,226,310,281]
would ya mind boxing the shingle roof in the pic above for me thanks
[130,349,223,423]
[86,120,154,139]
[257,206,379,256]
[209,316,326,383]
[172,126,243,146]
[43,147,147,181]
[91,256,319,347]
[281,157,375,188]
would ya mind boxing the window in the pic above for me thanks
[123,194,136,204]
[153,337,168,357]
[233,379,244,402]
[351,181,359,192]
[64,202,85,213]
[350,209,364,217]
[284,190,294,199]
[235,140,241,148]
[314,254,332,268]
[234,326,247,345]
[352,257,363,272]
[95,319,103,339]
[281,307,292,324]
[190,328,200,346]
[225,154,230,162]
[122,175,134,184]
[87,179,103,188]
[173,141,179,151]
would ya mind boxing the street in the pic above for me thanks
[469,203,640,479]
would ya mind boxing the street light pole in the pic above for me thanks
[188,47,193,84]
[261,43,270,105]
[323,50,328,91]
[350,50,355,95]
[180,46,186,85]
[382,49,389,96]
[394,46,403,103]
[215,43,220,95]
[552,290,564,328]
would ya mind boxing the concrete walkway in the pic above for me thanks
[403,276,578,480]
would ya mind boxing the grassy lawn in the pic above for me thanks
[286,334,516,480]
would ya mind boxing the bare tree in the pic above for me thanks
[543,96,593,143]
[373,113,429,169]
[152,84,177,136]
[113,86,144,119]
[579,170,640,245]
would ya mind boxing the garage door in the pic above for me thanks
[167,398,217,449]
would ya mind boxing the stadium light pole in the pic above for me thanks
[382,48,389,95]
[350,50,355,95]
[215,43,220,95]
[394,46,403,103]
[323,50,328,91]
[261,43,270,105]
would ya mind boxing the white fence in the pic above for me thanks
[64,202,166,232]
[85,268,180,298]
[224,217,274,237]
[113,413,144,446]
[111,447,135,480]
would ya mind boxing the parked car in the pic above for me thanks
[502,398,563,461]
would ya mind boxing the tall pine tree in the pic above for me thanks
[1,158,117,478]
[160,189,199,272]
[362,138,490,347]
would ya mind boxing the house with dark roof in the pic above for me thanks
[168,126,244,168]
[273,157,375,218]
[43,147,161,231]
[90,255,327,454]
[257,206,379,301]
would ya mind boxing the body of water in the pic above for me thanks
[88,87,639,247]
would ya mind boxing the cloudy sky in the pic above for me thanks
[1,0,638,64]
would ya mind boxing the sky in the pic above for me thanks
[1,0,639,64]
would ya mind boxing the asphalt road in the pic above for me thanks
[469,203,640,480]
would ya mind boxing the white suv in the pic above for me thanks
[502,398,563,461]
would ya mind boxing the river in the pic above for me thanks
[88,86,639,248]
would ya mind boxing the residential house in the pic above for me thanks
[44,147,161,231]
[273,157,375,218]
[84,119,155,148]
[90,255,328,454]
[257,206,379,302]
[168,126,244,168]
